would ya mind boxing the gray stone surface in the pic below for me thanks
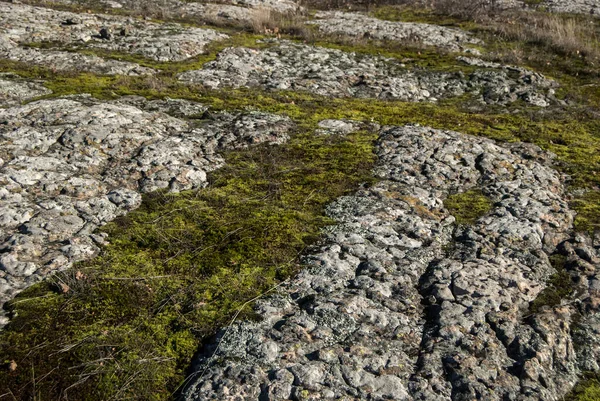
[535,0,600,15]
[0,2,228,62]
[178,40,557,106]
[309,11,481,53]
[0,96,293,325]
[181,124,600,401]
[0,36,155,75]
[0,75,51,107]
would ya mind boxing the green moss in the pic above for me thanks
[0,124,378,400]
[566,373,600,401]
[528,254,575,314]
[572,191,600,235]
[444,189,492,225]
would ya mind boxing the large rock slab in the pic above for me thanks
[309,11,481,52]
[179,40,557,106]
[180,124,598,401]
[0,96,293,325]
[0,2,228,62]
[0,36,155,75]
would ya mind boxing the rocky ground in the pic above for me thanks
[182,125,600,401]
[0,0,600,400]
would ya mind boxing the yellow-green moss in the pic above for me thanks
[567,373,600,401]
[444,189,493,225]
[572,191,600,235]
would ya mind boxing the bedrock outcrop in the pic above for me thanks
[308,11,481,53]
[179,40,556,106]
[0,2,227,75]
[181,124,600,401]
[0,96,293,325]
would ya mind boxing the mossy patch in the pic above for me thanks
[566,372,600,401]
[444,189,492,224]
[0,124,378,400]
[572,191,600,235]
[528,254,575,314]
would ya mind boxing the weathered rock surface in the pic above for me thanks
[181,124,600,401]
[0,96,293,325]
[0,2,227,62]
[0,74,51,106]
[179,40,557,106]
[0,36,155,75]
[309,11,481,53]
[26,0,302,24]
[532,0,600,15]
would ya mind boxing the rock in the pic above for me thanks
[0,75,51,107]
[99,27,112,40]
[0,96,294,322]
[309,11,481,52]
[0,2,228,62]
[179,40,556,106]
[182,124,581,401]
[0,36,155,75]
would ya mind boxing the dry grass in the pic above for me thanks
[493,13,600,59]
[423,0,600,60]
[248,7,314,38]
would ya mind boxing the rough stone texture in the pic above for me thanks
[309,11,481,53]
[178,40,557,106]
[180,124,600,401]
[0,2,228,62]
[534,0,600,15]
[0,36,155,75]
[0,96,293,325]
[27,0,302,24]
[0,75,51,107]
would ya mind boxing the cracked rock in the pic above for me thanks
[309,11,481,53]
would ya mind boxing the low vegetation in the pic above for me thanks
[528,254,575,314]
[443,189,493,225]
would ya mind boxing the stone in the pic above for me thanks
[309,11,481,52]
[179,40,556,106]
[0,75,51,107]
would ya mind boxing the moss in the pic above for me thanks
[566,372,600,401]
[528,254,575,314]
[444,189,492,225]
[572,191,600,235]
[0,123,378,400]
